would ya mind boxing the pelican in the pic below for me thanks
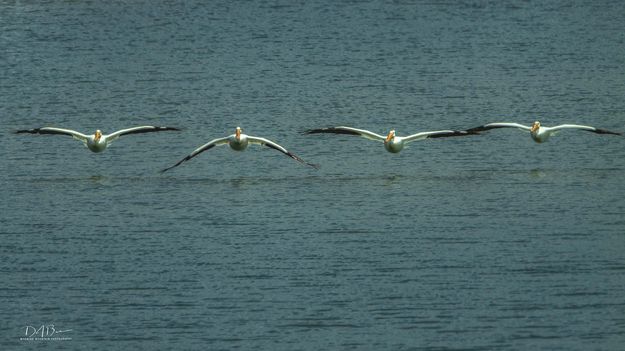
[15,126,180,153]
[304,126,475,153]
[466,121,622,143]
[161,127,318,172]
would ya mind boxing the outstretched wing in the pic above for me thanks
[106,126,180,143]
[15,127,89,141]
[304,126,386,142]
[466,122,531,133]
[547,124,621,136]
[248,136,319,169]
[160,137,229,173]
[403,130,474,143]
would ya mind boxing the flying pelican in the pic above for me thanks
[161,127,318,172]
[466,121,622,143]
[304,126,475,153]
[15,126,180,153]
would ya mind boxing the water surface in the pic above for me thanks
[2,1,625,350]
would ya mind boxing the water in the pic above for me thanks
[2,1,625,349]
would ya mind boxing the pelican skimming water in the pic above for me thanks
[15,126,180,152]
[161,127,318,172]
[16,126,180,153]
[466,121,621,143]
[304,126,475,153]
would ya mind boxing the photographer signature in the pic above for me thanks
[22,325,72,339]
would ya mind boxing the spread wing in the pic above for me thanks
[106,126,180,143]
[160,137,229,173]
[402,130,474,143]
[248,136,319,169]
[304,126,386,142]
[15,127,89,141]
[547,124,621,136]
[466,122,531,133]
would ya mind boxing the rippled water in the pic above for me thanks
[2,1,625,350]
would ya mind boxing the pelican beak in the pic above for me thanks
[385,131,394,142]
[235,127,241,140]
[94,130,102,141]
[531,121,540,133]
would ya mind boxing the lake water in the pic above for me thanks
[2,1,625,350]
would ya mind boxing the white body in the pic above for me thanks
[228,133,249,151]
[86,135,108,152]
[384,137,404,153]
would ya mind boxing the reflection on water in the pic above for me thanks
[529,168,547,179]
[88,175,110,185]
[229,177,254,189]
[382,174,403,187]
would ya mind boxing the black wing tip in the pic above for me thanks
[300,159,320,169]
[592,128,622,136]
[303,127,361,136]
[15,128,39,134]
[160,161,185,173]
[307,162,321,170]
[160,160,186,173]
[454,130,479,135]
[428,130,480,138]
[465,125,490,133]
[303,128,327,135]
[278,147,319,169]
[159,163,176,173]
[160,153,197,173]
[152,126,182,132]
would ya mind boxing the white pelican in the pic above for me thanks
[304,126,475,153]
[466,121,622,143]
[161,127,318,172]
[15,126,180,153]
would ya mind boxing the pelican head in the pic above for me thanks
[385,130,396,142]
[530,121,540,133]
[94,130,102,141]
[235,127,242,140]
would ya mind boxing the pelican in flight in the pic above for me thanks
[304,126,475,153]
[15,126,180,153]
[466,121,622,143]
[161,127,318,172]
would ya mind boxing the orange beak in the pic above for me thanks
[385,131,394,142]
[94,131,102,141]
[235,128,241,140]
[530,122,540,133]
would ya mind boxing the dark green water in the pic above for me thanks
[2,1,624,349]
